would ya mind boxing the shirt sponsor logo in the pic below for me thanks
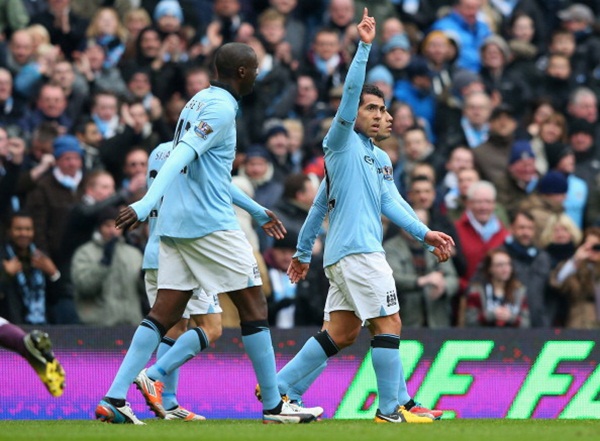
[194,121,213,139]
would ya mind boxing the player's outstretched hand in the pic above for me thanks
[425,231,455,256]
[115,206,139,231]
[432,247,451,263]
[357,8,376,45]
[287,257,309,284]
[261,210,287,239]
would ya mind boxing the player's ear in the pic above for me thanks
[238,66,246,78]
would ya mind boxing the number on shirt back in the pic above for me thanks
[173,118,191,175]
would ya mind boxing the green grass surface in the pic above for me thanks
[0,419,599,441]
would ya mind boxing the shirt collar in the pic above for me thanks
[210,80,241,101]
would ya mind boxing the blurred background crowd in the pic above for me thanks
[0,0,599,330]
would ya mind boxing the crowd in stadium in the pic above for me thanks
[0,0,599,330]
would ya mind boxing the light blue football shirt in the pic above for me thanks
[131,83,242,239]
[314,41,429,267]
[141,139,272,270]
[295,147,431,264]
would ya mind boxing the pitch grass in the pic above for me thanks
[1,419,599,441]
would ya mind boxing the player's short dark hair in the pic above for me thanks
[214,43,256,79]
[360,84,384,105]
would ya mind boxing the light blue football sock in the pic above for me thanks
[241,322,280,411]
[397,349,411,406]
[106,318,163,399]
[277,331,338,395]
[372,335,401,415]
[147,328,208,382]
[287,361,327,402]
[157,338,179,410]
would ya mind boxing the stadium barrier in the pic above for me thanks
[1,327,598,420]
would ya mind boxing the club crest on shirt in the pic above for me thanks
[194,121,213,139]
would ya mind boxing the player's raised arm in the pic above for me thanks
[324,8,375,153]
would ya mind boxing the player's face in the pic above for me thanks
[374,111,393,142]
[356,94,385,138]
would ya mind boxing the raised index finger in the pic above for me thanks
[363,7,368,19]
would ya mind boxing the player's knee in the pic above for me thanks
[204,323,222,342]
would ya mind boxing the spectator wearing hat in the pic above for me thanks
[366,64,394,107]
[23,134,84,324]
[153,0,183,38]
[519,170,569,247]
[237,145,284,212]
[30,0,89,61]
[479,34,531,120]
[379,33,412,86]
[71,205,146,326]
[546,143,588,229]
[25,135,84,264]
[473,104,518,185]
[557,3,600,87]
[495,139,538,213]
[430,0,492,72]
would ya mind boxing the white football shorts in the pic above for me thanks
[157,230,262,296]
[323,252,399,322]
